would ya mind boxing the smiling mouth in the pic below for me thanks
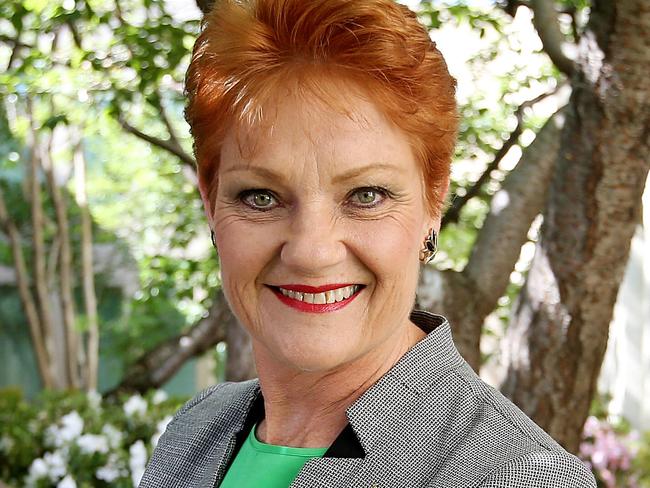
[278,284,361,304]
[267,284,364,313]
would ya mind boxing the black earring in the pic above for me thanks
[419,228,438,264]
[210,230,216,248]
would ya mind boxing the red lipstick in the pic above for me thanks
[268,284,363,313]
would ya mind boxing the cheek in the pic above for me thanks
[213,215,278,295]
[347,216,422,278]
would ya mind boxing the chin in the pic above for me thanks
[266,334,365,373]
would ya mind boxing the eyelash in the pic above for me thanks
[237,186,391,211]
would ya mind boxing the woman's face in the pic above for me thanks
[208,88,438,373]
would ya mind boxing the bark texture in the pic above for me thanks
[110,290,235,394]
[417,111,564,369]
[225,320,257,382]
[501,0,650,452]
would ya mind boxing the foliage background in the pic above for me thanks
[1,0,649,486]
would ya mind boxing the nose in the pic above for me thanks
[280,203,347,276]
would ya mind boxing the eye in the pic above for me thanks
[240,189,278,210]
[349,187,387,207]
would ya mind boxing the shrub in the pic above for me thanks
[0,387,187,488]
[579,414,647,487]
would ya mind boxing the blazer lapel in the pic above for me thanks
[289,314,464,488]
[198,382,261,488]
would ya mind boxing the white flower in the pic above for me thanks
[57,474,77,488]
[96,453,125,482]
[151,415,173,448]
[129,440,148,487]
[60,411,84,442]
[56,475,77,488]
[87,390,102,410]
[96,464,122,482]
[102,423,124,449]
[123,394,148,418]
[76,433,109,455]
[151,390,168,405]
[25,450,68,486]
[27,457,48,481]
[45,411,85,448]
[43,450,68,481]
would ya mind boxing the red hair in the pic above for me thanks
[185,0,458,218]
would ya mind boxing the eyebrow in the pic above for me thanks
[222,162,401,184]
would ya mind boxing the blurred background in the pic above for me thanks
[0,0,648,486]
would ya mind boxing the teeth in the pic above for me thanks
[278,285,360,304]
[334,288,344,302]
[314,293,326,304]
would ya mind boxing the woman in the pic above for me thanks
[141,0,596,486]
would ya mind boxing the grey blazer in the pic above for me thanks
[140,311,597,487]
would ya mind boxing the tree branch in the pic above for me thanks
[465,109,565,305]
[529,0,577,77]
[66,20,83,51]
[419,109,567,370]
[111,5,197,175]
[110,289,236,395]
[158,96,182,150]
[443,87,562,229]
[1,29,25,71]
[117,114,197,172]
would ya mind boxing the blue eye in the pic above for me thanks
[241,190,278,210]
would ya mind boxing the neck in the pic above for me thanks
[253,319,426,448]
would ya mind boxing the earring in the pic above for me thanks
[419,228,438,264]
[210,230,216,248]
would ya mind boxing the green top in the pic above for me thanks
[219,424,328,488]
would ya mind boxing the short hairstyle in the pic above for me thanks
[186,0,458,218]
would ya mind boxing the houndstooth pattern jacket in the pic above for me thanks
[139,311,597,488]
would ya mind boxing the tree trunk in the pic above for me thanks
[43,140,80,389]
[417,110,564,369]
[74,141,100,391]
[501,0,650,452]
[0,189,54,389]
[27,107,58,386]
[225,319,257,382]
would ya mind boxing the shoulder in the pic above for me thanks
[451,364,562,450]
[478,449,596,487]
[139,380,259,488]
[171,379,258,427]
[420,364,596,486]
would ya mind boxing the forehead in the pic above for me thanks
[219,83,417,175]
